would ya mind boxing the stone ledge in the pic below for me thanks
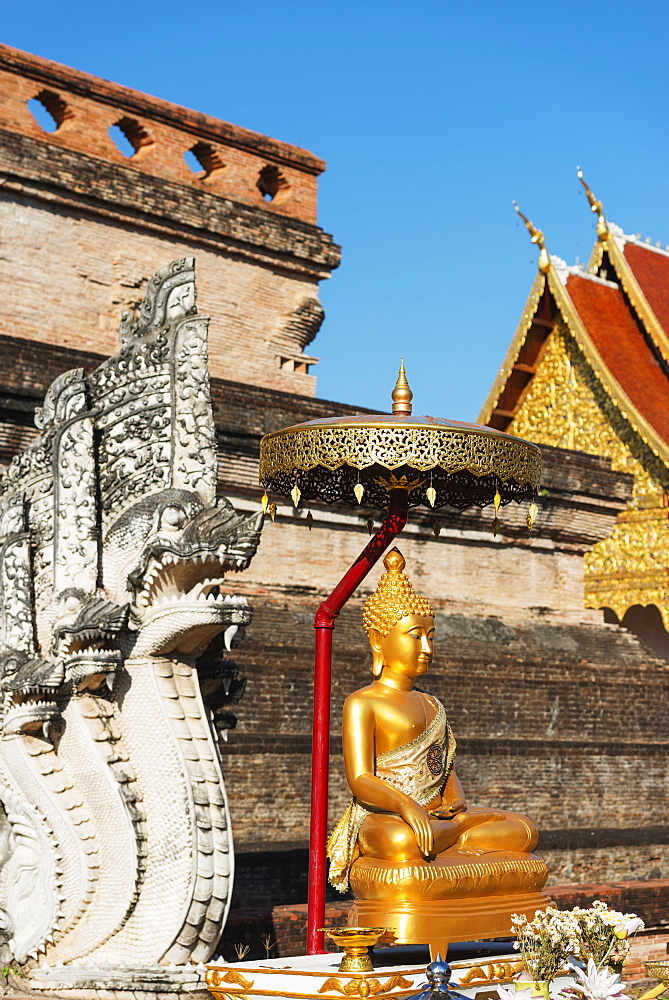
[0,131,341,277]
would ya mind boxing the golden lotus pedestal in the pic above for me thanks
[347,851,553,958]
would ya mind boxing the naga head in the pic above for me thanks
[0,651,64,738]
[104,489,261,657]
[52,593,129,694]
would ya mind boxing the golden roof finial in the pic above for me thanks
[577,167,609,241]
[391,358,413,415]
[513,201,551,274]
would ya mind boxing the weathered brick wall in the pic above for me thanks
[0,44,340,393]
[0,45,322,221]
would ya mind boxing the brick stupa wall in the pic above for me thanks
[0,43,340,395]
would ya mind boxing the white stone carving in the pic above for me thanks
[0,259,263,978]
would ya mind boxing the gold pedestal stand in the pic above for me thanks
[347,851,552,957]
[349,891,553,959]
[321,927,388,972]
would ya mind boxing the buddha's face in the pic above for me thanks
[370,613,435,679]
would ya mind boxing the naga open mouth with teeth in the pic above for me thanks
[54,597,129,693]
[116,492,261,657]
[0,652,64,737]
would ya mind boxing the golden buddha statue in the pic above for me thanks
[328,548,551,954]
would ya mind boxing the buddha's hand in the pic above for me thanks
[399,800,434,856]
[430,799,466,819]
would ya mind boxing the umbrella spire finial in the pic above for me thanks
[392,358,413,415]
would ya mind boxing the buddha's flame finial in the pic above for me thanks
[513,201,551,274]
[577,167,609,241]
[392,358,413,415]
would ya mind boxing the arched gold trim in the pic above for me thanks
[577,169,669,368]
[546,268,669,470]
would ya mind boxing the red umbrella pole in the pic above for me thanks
[306,491,409,954]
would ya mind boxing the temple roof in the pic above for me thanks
[565,271,669,445]
[480,188,669,471]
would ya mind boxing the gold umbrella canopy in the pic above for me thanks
[259,365,541,515]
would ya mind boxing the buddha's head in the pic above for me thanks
[363,549,434,680]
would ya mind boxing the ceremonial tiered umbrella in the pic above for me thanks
[259,364,541,954]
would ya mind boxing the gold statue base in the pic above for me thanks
[349,891,553,956]
[347,852,553,956]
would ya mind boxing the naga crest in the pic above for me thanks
[0,259,262,971]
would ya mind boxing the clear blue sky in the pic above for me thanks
[4,1,669,420]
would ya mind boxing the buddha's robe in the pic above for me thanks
[327,700,456,891]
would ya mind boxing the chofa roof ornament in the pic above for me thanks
[577,167,610,242]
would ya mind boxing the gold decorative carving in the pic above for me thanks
[507,325,669,625]
[351,857,547,886]
[459,961,525,985]
[507,325,666,499]
[585,504,669,629]
[318,975,414,996]
[209,970,255,990]
[260,422,541,486]
[586,236,606,276]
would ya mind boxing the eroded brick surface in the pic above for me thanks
[0,45,340,393]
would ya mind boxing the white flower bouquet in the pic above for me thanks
[569,900,644,972]
[510,907,581,983]
[501,900,645,1000]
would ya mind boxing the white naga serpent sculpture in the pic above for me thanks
[0,259,262,969]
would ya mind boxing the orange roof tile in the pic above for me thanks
[565,273,669,444]
[623,241,669,335]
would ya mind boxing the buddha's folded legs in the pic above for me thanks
[357,807,537,863]
[450,807,538,853]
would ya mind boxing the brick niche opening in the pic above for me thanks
[27,89,73,133]
[257,164,291,203]
[183,141,225,178]
[108,116,154,158]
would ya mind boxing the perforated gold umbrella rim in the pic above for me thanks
[260,415,541,483]
[259,413,541,513]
